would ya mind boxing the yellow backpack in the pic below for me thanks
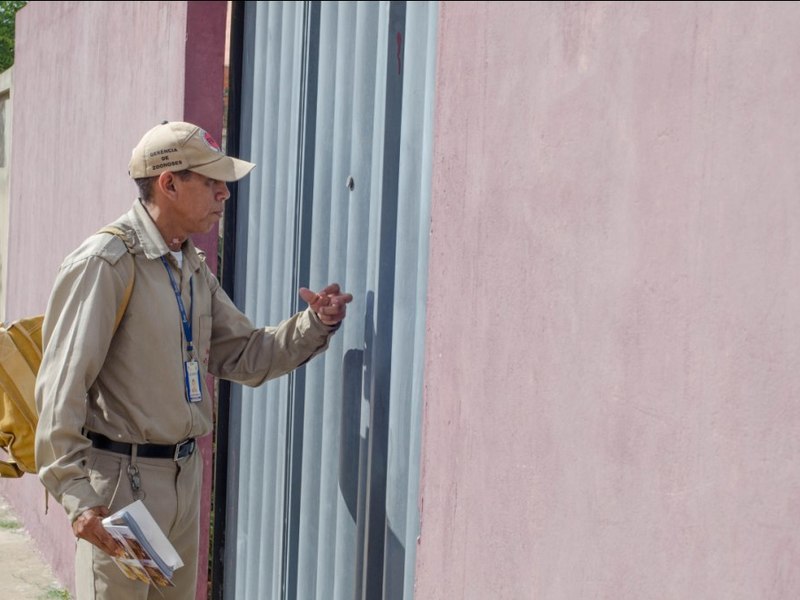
[0,226,135,477]
[0,316,43,476]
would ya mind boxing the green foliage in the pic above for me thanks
[0,1,26,72]
[39,587,71,600]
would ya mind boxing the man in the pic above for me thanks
[34,121,352,599]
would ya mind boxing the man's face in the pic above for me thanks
[171,171,230,234]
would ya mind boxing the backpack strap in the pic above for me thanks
[97,226,135,332]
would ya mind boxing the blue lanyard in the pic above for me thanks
[161,256,194,355]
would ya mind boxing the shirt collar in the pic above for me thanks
[128,200,203,273]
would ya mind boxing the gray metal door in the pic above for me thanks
[222,2,437,598]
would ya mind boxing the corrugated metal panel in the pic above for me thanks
[224,2,437,598]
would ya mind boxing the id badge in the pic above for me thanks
[184,360,203,402]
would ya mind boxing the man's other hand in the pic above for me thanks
[72,506,123,556]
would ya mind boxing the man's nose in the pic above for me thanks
[216,181,230,202]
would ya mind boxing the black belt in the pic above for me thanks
[87,431,196,461]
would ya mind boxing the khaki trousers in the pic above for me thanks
[74,446,202,600]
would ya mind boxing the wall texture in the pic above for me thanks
[0,2,227,597]
[0,67,11,323]
[417,2,800,598]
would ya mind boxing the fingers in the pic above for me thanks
[333,292,354,304]
[316,304,345,319]
[315,294,351,325]
[298,287,317,305]
[298,284,354,326]
[319,283,340,296]
[299,285,353,308]
[72,506,121,556]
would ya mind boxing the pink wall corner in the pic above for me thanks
[182,3,230,599]
[2,2,228,598]
[417,2,800,599]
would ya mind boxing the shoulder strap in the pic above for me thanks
[97,226,135,332]
[34,226,133,505]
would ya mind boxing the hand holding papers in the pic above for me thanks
[102,500,183,588]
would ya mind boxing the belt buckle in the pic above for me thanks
[174,439,195,461]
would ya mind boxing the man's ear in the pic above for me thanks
[157,171,177,195]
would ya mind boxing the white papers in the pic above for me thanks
[102,500,183,588]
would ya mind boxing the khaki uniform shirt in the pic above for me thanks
[35,200,336,521]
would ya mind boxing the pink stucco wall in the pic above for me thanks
[0,2,227,597]
[418,2,800,599]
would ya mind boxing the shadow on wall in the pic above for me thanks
[337,290,406,597]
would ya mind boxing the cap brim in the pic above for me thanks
[189,156,255,182]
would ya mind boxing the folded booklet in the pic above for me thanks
[102,500,184,588]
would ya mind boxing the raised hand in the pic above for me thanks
[298,283,353,326]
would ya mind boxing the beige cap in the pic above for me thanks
[128,121,255,182]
